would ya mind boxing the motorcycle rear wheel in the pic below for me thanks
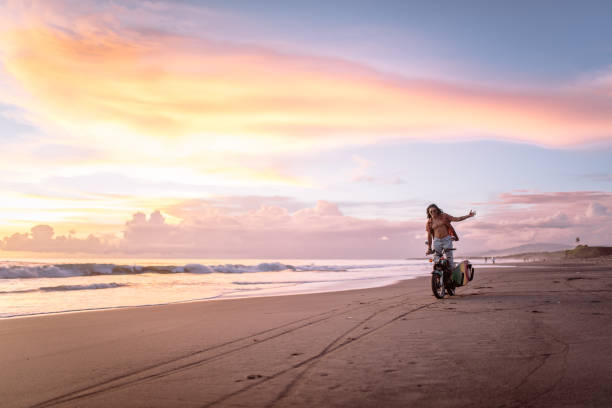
[431,273,445,299]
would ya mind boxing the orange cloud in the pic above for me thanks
[1,2,611,150]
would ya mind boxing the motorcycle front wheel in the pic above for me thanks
[431,273,445,299]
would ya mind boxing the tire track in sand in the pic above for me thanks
[29,292,415,408]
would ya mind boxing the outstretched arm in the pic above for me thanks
[426,230,433,255]
[449,210,476,222]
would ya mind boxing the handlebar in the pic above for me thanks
[424,241,457,257]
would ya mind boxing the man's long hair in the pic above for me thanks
[426,204,442,219]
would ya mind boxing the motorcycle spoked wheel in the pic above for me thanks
[431,272,445,299]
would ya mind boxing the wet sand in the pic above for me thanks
[1,264,611,407]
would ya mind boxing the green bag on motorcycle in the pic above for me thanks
[451,260,474,287]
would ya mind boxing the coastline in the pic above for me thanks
[2,263,611,407]
[0,259,431,319]
[0,273,419,320]
[1,261,518,320]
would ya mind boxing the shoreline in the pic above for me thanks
[1,259,431,319]
[0,275,419,321]
[2,263,611,407]
[1,262,523,320]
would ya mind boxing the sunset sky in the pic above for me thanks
[0,0,611,258]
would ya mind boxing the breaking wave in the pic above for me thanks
[39,283,128,292]
[0,282,128,294]
[0,262,406,279]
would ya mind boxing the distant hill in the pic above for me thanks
[479,243,573,257]
[564,245,612,259]
[487,245,612,260]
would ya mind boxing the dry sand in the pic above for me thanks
[1,263,611,408]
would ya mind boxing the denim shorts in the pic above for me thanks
[433,235,454,266]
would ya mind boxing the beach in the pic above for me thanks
[2,263,611,408]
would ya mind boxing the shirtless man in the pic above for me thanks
[425,204,475,266]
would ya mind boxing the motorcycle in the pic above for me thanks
[428,245,475,299]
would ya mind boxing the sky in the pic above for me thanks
[0,0,611,259]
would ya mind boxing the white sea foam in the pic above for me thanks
[0,261,408,279]
[0,282,129,294]
[39,283,128,292]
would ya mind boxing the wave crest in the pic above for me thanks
[0,282,128,294]
[0,261,406,279]
[0,262,296,279]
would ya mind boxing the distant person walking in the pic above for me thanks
[426,204,476,267]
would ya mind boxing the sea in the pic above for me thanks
[0,257,505,318]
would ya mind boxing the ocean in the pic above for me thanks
[0,257,496,318]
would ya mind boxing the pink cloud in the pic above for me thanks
[466,191,612,250]
[491,191,612,205]
[115,201,424,258]
[0,201,424,258]
[586,202,609,217]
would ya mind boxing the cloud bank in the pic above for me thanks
[2,192,610,258]
[1,201,419,258]
[466,191,612,250]
[117,202,418,258]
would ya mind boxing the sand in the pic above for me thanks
[1,263,611,408]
